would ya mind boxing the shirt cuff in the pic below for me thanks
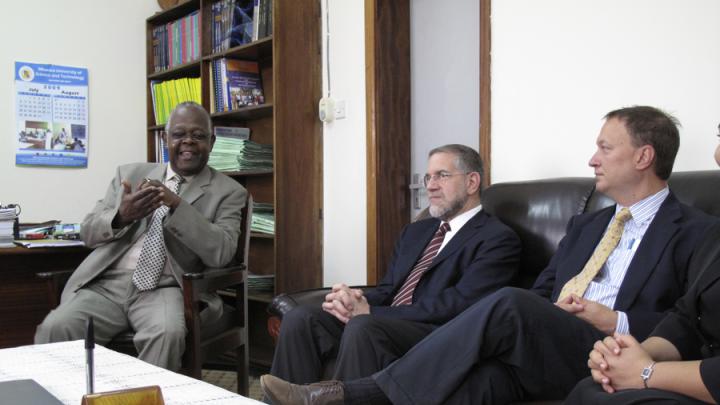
[615,311,629,334]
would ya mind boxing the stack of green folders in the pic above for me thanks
[209,138,272,173]
[251,202,274,236]
[237,140,273,172]
[248,273,274,292]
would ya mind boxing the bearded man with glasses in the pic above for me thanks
[267,144,522,386]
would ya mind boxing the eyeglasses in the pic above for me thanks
[423,172,469,187]
[169,131,211,143]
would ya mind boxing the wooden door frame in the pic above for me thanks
[479,0,492,187]
[365,0,491,283]
[365,0,411,284]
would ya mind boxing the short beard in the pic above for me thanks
[429,196,467,221]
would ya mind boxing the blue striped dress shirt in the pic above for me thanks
[583,187,670,334]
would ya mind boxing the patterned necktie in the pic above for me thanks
[558,207,632,301]
[392,222,451,306]
[132,175,182,291]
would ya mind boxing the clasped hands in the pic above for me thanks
[555,293,618,335]
[588,333,653,393]
[322,283,369,323]
[114,179,182,227]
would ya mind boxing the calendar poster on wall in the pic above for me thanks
[14,61,89,167]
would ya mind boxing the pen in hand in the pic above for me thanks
[85,317,95,394]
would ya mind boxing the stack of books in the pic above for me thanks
[150,77,202,125]
[0,208,17,248]
[237,140,273,172]
[248,273,274,292]
[251,202,274,235]
[211,0,272,53]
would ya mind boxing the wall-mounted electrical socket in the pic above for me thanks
[334,99,346,119]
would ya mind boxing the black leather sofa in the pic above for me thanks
[265,170,720,403]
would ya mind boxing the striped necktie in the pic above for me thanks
[132,175,182,291]
[558,208,632,301]
[392,222,451,306]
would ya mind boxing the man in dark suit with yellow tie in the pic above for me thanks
[261,106,718,404]
[269,144,521,385]
[35,102,247,372]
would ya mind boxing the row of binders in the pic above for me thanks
[150,77,202,125]
[153,130,170,163]
[211,0,273,54]
[151,10,201,72]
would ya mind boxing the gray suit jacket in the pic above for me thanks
[62,163,247,321]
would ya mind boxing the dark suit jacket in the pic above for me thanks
[531,192,717,340]
[652,223,720,403]
[366,209,521,325]
[62,163,247,321]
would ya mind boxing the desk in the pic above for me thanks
[0,341,262,404]
[0,246,91,348]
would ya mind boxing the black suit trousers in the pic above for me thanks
[374,287,607,405]
[270,305,436,384]
[564,376,709,405]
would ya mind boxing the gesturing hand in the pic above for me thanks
[114,180,163,227]
[139,179,182,210]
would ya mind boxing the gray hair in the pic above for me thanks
[165,101,212,133]
[428,144,484,180]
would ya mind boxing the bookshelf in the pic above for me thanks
[146,0,323,366]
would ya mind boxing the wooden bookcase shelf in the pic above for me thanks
[146,0,323,368]
[147,60,201,80]
[210,103,273,120]
[204,36,273,62]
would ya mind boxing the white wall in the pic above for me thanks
[322,0,368,286]
[1,0,159,223]
[492,0,720,182]
[410,0,479,218]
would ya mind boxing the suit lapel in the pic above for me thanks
[614,193,682,310]
[393,219,441,285]
[429,210,489,268]
[147,164,166,182]
[180,166,211,205]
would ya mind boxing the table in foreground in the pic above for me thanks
[0,340,262,405]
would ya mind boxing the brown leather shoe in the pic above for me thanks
[260,374,345,405]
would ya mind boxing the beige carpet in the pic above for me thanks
[202,369,263,401]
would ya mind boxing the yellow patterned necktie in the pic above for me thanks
[558,208,632,301]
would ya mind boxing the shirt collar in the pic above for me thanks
[446,204,483,233]
[165,164,194,184]
[617,186,669,226]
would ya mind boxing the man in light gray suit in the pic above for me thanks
[35,102,247,371]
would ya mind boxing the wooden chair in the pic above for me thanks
[38,196,253,396]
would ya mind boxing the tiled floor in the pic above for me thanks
[202,369,264,401]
